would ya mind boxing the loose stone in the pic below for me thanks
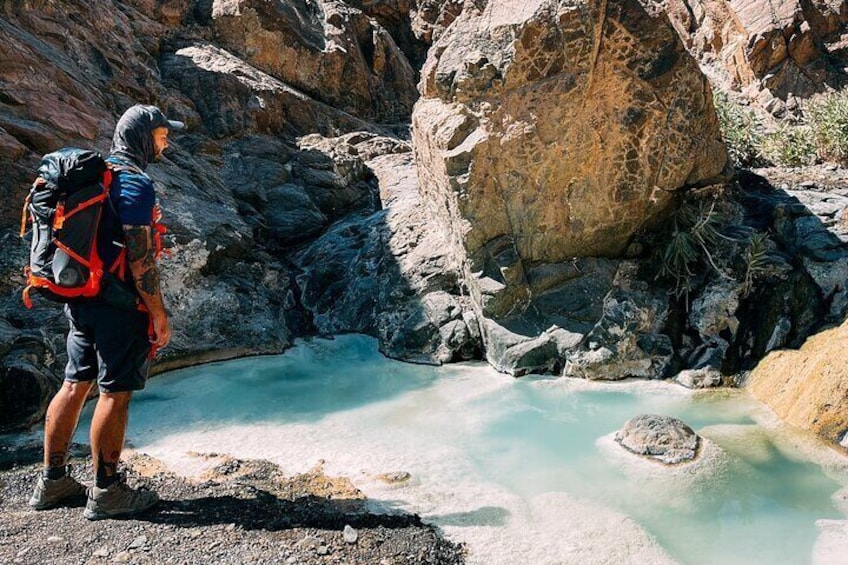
[343,525,359,544]
[128,535,147,550]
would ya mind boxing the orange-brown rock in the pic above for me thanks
[412,0,727,319]
[664,0,848,104]
[748,320,848,447]
[210,0,419,122]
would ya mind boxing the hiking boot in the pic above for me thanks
[29,467,87,510]
[83,473,159,520]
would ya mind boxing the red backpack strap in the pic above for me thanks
[151,204,169,259]
[20,193,31,237]
[109,247,128,281]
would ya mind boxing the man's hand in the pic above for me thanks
[152,311,171,348]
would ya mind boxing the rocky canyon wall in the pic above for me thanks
[664,0,848,114]
[0,0,846,449]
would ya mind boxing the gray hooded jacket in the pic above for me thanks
[110,105,183,171]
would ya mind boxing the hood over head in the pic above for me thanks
[110,104,184,170]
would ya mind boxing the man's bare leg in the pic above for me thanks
[90,391,132,487]
[43,381,95,471]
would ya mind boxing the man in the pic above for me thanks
[28,105,183,520]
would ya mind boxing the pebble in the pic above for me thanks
[295,535,322,550]
[128,535,147,550]
[343,525,358,544]
[799,180,816,188]
[93,547,110,558]
[826,164,838,171]
[376,471,411,484]
[15,548,29,557]
[47,536,63,543]
[112,551,131,563]
[317,545,330,555]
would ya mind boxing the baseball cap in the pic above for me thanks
[149,106,185,131]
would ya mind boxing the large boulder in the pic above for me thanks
[412,0,727,370]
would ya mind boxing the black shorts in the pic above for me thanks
[63,302,151,393]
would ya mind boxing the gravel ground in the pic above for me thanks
[0,444,465,565]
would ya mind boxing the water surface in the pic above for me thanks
[73,335,848,564]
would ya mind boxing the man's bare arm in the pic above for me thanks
[124,225,170,347]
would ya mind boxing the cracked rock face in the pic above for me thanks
[412,0,727,322]
[615,414,700,464]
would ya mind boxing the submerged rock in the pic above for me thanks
[615,414,700,464]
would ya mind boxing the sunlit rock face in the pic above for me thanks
[748,319,848,447]
[211,0,419,122]
[663,0,848,109]
[411,0,727,371]
[412,0,727,318]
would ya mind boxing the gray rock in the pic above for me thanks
[294,147,479,365]
[481,321,560,377]
[615,414,700,464]
[675,367,722,389]
[765,317,793,353]
[264,183,328,243]
[564,270,672,381]
[689,282,740,341]
[802,257,848,320]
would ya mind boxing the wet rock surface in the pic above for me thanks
[615,414,700,464]
[0,451,465,564]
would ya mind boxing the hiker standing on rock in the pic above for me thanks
[29,105,183,520]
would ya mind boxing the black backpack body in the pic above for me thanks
[20,148,111,306]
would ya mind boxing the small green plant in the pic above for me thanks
[756,124,816,167]
[658,199,736,295]
[740,232,788,297]
[713,91,764,167]
[806,89,848,164]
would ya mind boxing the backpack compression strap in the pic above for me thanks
[19,178,45,236]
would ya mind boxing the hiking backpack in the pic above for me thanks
[19,147,114,308]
